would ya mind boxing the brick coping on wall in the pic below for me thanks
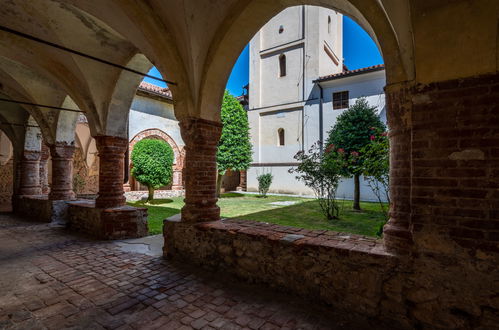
[176,218,394,258]
[18,195,49,201]
[67,199,147,212]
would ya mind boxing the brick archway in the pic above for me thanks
[128,129,184,190]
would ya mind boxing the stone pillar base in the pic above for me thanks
[67,200,148,239]
[14,196,70,223]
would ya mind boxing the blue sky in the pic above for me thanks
[143,16,383,96]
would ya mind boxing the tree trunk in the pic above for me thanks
[353,174,361,210]
[147,186,154,203]
[216,172,224,197]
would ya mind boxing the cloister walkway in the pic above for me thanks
[0,213,375,330]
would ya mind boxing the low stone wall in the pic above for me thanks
[14,196,69,223]
[164,218,499,328]
[164,219,409,327]
[68,200,148,239]
[125,190,184,201]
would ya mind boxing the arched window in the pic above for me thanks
[279,54,286,77]
[278,128,285,146]
[328,16,331,33]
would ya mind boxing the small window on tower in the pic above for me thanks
[333,91,349,110]
[278,128,285,146]
[279,25,284,34]
[328,16,331,34]
[279,54,286,77]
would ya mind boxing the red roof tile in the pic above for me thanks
[315,64,385,83]
[137,82,172,99]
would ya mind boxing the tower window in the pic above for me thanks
[279,54,286,77]
[328,16,331,33]
[279,25,284,34]
[333,91,349,109]
[278,128,285,146]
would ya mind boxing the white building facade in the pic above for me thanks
[247,5,387,202]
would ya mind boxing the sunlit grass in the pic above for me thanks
[128,193,387,237]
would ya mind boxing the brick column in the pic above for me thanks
[19,150,42,196]
[39,143,50,194]
[49,144,75,200]
[179,118,222,222]
[383,82,414,254]
[95,136,127,208]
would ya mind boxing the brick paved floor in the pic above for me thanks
[0,213,371,330]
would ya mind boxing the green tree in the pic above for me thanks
[131,139,174,202]
[326,98,385,211]
[216,90,252,196]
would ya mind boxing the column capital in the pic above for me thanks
[179,118,222,147]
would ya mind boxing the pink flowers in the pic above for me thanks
[370,135,376,141]
[325,144,335,153]
[337,148,345,154]
[350,151,359,157]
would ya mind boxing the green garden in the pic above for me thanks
[128,193,387,237]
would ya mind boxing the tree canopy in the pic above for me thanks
[326,98,385,210]
[217,90,252,173]
[131,138,174,201]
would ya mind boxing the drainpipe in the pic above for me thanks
[124,123,129,184]
[318,84,324,154]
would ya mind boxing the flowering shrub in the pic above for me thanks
[290,143,344,220]
[361,128,390,222]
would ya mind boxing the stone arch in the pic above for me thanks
[55,96,80,146]
[198,0,412,121]
[130,129,184,170]
[105,54,154,138]
[129,128,184,191]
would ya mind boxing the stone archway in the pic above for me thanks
[128,129,184,191]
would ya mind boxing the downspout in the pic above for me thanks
[124,123,129,184]
[318,83,324,154]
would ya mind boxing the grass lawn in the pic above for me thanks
[128,193,388,237]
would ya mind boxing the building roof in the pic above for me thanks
[314,64,385,83]
[137,82,172,100]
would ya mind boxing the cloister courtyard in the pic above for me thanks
[0,0,498,329]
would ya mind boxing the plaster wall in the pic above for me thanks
[260,6,303,51]
[256,108,302,163]
[247,166,385,202]
[24,120,42,152]
[250,5,342,110]
[129,97,184,148]
[248,70,387,200]
[260,46,304,106]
